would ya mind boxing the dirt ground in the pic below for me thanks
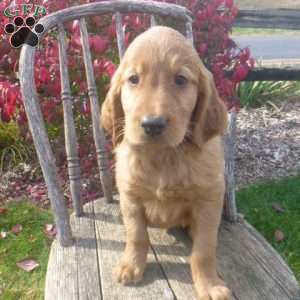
[235,0,300,9]
[235,98,300,187]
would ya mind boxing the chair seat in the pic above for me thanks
[45,196,300,300]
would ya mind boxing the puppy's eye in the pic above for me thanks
[128,74,139,85]
[174,74,187,86]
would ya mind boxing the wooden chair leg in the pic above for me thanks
[224,111,238,222]
[19,45,73,247]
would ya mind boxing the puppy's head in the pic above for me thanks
[101,26,227,148]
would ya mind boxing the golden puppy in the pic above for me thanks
[101,26,230,300]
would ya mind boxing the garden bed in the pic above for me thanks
[0,98,299,206]
[235,97,300,187]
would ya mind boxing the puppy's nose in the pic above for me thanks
[141,115,167,136]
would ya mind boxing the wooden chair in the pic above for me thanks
[19,1,300,299]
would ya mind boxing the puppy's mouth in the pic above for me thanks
[128,133,168,146]
[126,129,187,148]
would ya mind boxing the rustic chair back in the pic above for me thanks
[19,0,236,247]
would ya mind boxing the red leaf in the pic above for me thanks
[249,58,255,68]
[124,32,131,48]
[44,223,57,239]
[6,102,16,116]
[214,0,224,7]
[239,48,250,63]
[231,6,239,17]
[274,230,285,242]
[93,59,105,75]
[11,224,23,235]
[199,43,208,56]
[16,110,27,125]
[225,0,234,8]
[71,36,82,48]
[106,24,116,38]
[16,259,39,272]
[90,36,108,54]
[1,108,11,122]
[0,40,11,57]
[92,16,102,27]
[82,100,91,115]
[103,61,117,78]
[232,64,249,82]
[39,67,51,83]
[31,192,42,201]
[0,207,8,214]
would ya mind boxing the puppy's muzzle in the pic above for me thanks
[141,115,167,137]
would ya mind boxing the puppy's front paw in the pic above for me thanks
[196,284,231,300]
[115,261,144,285]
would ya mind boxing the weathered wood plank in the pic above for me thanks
[234,9,300,30]
[45,241,77,300]
[95,199,300,300]
[45,202,101,300]
[57,23,83,217]
[93,198,176,300]
[149,226,240,300]
[19,45,73,246]
[148,226,198,300]
[79,18,113,203]
[224,111,238,222]
[74,202,101,300]
[45,198,300,299]
[218,220,300,300]
[150,220,300,300]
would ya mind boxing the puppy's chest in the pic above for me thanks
[117,149,202,202]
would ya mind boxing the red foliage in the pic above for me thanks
[0,0,252,125]
[0,0,253,204]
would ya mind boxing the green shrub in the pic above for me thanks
[0,122,32,172]
[237,81,299,108]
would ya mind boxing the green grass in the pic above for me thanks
[0,201,53,300]
[237,176,300,283]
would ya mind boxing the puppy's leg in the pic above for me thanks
[116,195,149,285]
[190,201,231,300]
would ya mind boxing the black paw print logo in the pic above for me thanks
[4,16,44,48]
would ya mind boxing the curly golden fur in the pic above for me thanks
[101,26,231,300]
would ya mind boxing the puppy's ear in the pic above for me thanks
[191,70,228,147]
[101,66,124,147]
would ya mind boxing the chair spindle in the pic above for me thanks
[79,17,113,203]
[150,15,157,27]
[185,20,194,44]
[58,23,83,217]
[115,12,126,59]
